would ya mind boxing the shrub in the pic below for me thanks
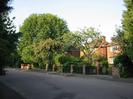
[63,62,71,73]
[58,55,80,65]
[114,54,133,77]
[94,56,108,74]
[57,55,81,72]
[54,54,62,66]
[80,56,92,66]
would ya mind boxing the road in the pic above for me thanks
[0,69,133,99]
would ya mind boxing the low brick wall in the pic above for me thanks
[21,64,32,70]
[112,66,120,78]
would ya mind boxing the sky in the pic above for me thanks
[10,0,125,42]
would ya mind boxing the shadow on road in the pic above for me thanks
[0,82,25,99]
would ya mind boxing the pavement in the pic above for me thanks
[0,68,133,99]
[31,69,133,83]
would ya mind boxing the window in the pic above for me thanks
[109,58,114,64]
[110,46,118,52]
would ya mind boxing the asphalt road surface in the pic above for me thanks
[0,69,133,99]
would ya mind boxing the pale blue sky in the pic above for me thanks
[10,0,125,42]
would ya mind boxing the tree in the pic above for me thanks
[61,32,80,52]
[0,0,19,75]
[111,27,127,54]
[0,0,12,13]
[19,13,69,70]
[114,54,133,77]
[76,27,101,57]
[111,0,133,77]
[73,27,102,64]
[122,0,133,60]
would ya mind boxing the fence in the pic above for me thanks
[53,65,108,75]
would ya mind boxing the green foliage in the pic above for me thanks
[58,55,80,65]
[54,54,63,66]
[101,60,108,68]
[99,57,108,68]
[81,57,89,64]
[57,55,81,73]
[18,13,69,70]
[92,55,108,74]
[122,0,133,60]
[112,0,133,76]
[0,14,18,64]
[0,0,19,74]
[0,0,13,13]
[112,27,126,53]
[100,58,108,74]
[114,54,133,77]
[92,54,108,67]
[62,27,101,58]
[62,32,79,51]
[98,57,108,75]
[8,52,22,68]
[74,27,102,59]
[60,27,102,68]
[80,56,91,66]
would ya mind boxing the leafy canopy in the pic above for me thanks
[19,13,69,70]
[0,0,19,67]
[122,0,133,60]
[74,27,101,58]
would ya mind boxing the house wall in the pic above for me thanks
[95,47,107,58]
[107,45,121,64]
[67,48,80,57]
[107,46,114,64]
[68,50,80,57]
[67,37,121,65]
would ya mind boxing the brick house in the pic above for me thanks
[94,36,109,59]
[92,36,121,64]
[107,43,121,64]
[67,46,80,57]
[67,36,121,65]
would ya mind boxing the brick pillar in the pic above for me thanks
[83,65,86,75]
[52,64,55,71]
[45,64,48,71]
[70,65,74,74]
[112,66,120,78]
[96,61,100,75]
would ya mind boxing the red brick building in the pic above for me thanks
[94,36,109,58]
[93,36,121,64]
[67,46,80,57]
[67,36,121,65]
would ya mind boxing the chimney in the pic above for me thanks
[102,36,106,43]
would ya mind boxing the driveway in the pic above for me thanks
[0,68,133,99]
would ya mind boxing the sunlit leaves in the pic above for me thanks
[18,13,69,69]
[74,27,101,57]
[122,0,133,60]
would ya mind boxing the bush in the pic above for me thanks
[57,55,81,72]
[101,58,108,74]
[94,56,109,74]
[58,55,80,65]
[114,54,133,77]
[54,54,62,66]
[63,62,71,73]
[80,56,91,66]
